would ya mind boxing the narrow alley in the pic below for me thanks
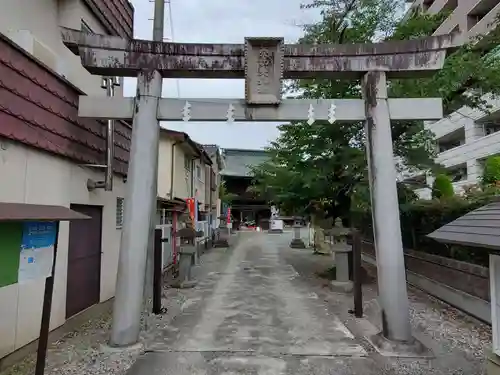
[122,231,489,375]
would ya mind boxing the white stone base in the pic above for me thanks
[330,280,353,293]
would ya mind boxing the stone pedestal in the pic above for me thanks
[171,246,197,289]
[290,224,305,248]
[213,228,229,248]
[488,351,500,375]
[330,259,353,293]
[330,219,353,293]
[268,219,284,233]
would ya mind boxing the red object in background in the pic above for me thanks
[227,207,231,224]
[172,211,178,264]
[186,198,195,225]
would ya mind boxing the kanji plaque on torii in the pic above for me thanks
[61,26,461,351]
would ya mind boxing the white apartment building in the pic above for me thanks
[405,0,500,199]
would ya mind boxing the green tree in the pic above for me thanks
[481,155,500,187]
[252,0,500,221]
[431,174,454,199]
[218,181,237,204]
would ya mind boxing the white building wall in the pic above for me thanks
[0,0,123,98]
[158,138,174,200]
[172,146,191,200]
[194,159,206,208]
[0,139,126,358]
[407,0,500,198]
[0,0,127,359]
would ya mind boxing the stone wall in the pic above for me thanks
[362,242,490,312]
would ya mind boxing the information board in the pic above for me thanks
[18,221,57,283]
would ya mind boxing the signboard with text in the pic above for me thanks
[18,221,57,283]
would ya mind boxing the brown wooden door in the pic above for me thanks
[66,204,102,319]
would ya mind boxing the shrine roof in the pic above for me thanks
[221,148,269,177]
[427,199,500,251]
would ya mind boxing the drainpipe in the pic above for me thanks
[170,142,179,199]
[86,77,120,191]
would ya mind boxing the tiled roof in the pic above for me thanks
[221,148,269,177]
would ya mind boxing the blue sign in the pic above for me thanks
[21,222,57,250]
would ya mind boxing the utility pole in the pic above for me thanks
[144,0,166,312]
[110,0,165,347]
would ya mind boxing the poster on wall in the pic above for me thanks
[18,221,57,284]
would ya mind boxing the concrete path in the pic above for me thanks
[127,232,382,374]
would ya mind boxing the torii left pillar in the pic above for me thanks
[110,70,162,347]
[363,71,411,343]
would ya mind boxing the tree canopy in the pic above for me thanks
[251,0,500,221]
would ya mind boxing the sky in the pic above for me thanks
[124,0,320,149]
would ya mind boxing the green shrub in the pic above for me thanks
[431,174,454,199]
[352,193,498,267]
[481,156,500,187]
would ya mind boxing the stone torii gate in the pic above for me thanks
[61,27,460,350]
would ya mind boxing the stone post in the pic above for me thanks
[362,71,411,342]
[330,219,353,293]
[290,219,306,248]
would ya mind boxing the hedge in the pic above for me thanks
[351,193,500,267]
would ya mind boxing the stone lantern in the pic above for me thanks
[330,218,353,293]
[171,227,203,288]
[290,217,306,248]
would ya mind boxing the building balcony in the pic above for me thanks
[428,0,458,15]
[468,0,500,39]
[436,130,500,168]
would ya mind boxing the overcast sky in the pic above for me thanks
[124,0,320,149]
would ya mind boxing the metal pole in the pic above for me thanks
[153,228,163,315]
[35,222,60,375]
[104,78,116,192]
[362,71,411,342]
[144,0,166,311]
[110,69,162,347]
[352,230,363,318]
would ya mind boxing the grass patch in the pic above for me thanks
[317,266,336,280]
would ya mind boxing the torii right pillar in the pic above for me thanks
[358,36,462,352]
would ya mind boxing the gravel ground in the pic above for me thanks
[0,245,234,375]
[282,242,492,375]
[1,232,493,375]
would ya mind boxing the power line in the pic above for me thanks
[166,0,180,97]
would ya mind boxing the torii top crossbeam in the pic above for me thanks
[61,28,462,80]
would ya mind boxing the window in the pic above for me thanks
[484,121,500,136]
[196,165,202,180]
[449,166,468,182]
[116,197,124,228]
[184,157,191,171]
